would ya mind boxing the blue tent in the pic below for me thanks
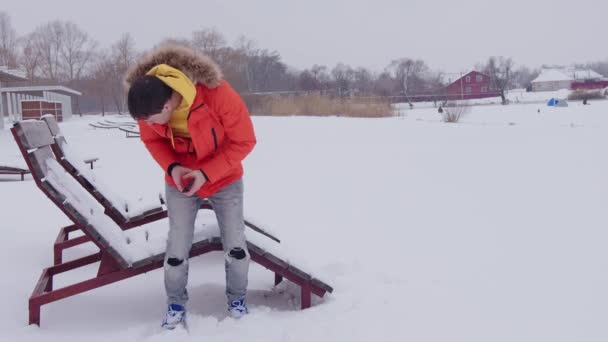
[547,98,569,107]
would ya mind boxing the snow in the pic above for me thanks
[1,105,607,341]
[567,68,604,80]
[0,127,28,169]
[60,140,164,219]
[43,157,139,263]
[532,68,605,84]
[393,89,572,110]
[531,68,573,83]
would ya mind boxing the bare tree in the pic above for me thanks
[310,65,331,94]
[581,60,608,78]
[511,65,539,90]
[331,63,354,97]
[216,46,248,91]
[247,49,288,92]
[28,20,97,82]
[298,69,319,92]
[87,51,113,116]
[482,56,514,104]
[374,71,398,97]
[112,33,137,72]
[425,71,448,105]
[18,33,41,80]
[0,11,18,68]
[234,35,257,92]
[60,21,97,82]
[109,33,137,113]
[191,28,226,61]
[32,21,64,81]
[157,37,192,49]
[352,67,374,96]
[388,58,428,102]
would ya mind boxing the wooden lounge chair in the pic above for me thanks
[12,120,332,326]
[0,165,30,181]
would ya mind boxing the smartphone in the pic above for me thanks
[182,178,195,193]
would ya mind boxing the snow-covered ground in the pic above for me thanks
[394,88,577,110]
[1,101,607,341]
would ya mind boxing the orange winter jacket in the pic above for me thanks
[138,81,256,198]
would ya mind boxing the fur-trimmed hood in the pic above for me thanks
[124,44,223,88]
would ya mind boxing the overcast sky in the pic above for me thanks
[3,0,606,73]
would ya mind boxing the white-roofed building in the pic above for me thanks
[531,67,607,92]
[0,85,82,123]
[0,67,29,129]
[531,69,573,92]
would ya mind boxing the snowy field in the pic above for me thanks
[1,100,607,341]
[394,88,575,110]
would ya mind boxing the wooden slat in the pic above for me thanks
[14,121,54,149]
[311,278,334,294]
[61,202,130,269]
[28,146,55,179]
[38,179,67,206]
[287,264,312,282]
[244,220,281,243]
[0,166,28,173]
[246,243,266,257]
[54,136,67,150]
[37,171,130,269]
[0,170,25,175]
[247,241,333,294]
[41,115,61,136]
[251,246,288,269]
[55,157,131,226]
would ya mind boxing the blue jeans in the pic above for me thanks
[164,178,249,306]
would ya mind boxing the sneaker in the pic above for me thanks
[228,298,248,318]
[162,304,186,330]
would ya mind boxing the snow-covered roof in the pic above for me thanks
[0,66,27,82]
[532,68,605,83]
[0,85,82,96]
[531,69,573,83]
[569,69,603,80]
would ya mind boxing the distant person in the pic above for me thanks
[125,44,256,329]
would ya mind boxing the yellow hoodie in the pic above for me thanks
[146,64,196,138]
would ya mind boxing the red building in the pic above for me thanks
[444,71,501,100]
[571,80,608,90]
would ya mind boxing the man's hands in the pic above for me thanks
[170,165,207,196]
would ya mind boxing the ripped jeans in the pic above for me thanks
[164,178,249,306]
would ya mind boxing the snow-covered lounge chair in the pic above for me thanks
[11,120,333,326]
[89,119,138,135]
[41,115,279,246]
[40,116,99,169]
[0,165,29,180]
[118,125,140,138]
[43,115,167,230]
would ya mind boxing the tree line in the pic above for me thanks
[0,12,606,113]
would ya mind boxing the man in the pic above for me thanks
[125,44,256,329]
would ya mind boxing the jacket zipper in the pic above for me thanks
[211,128,218,151]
